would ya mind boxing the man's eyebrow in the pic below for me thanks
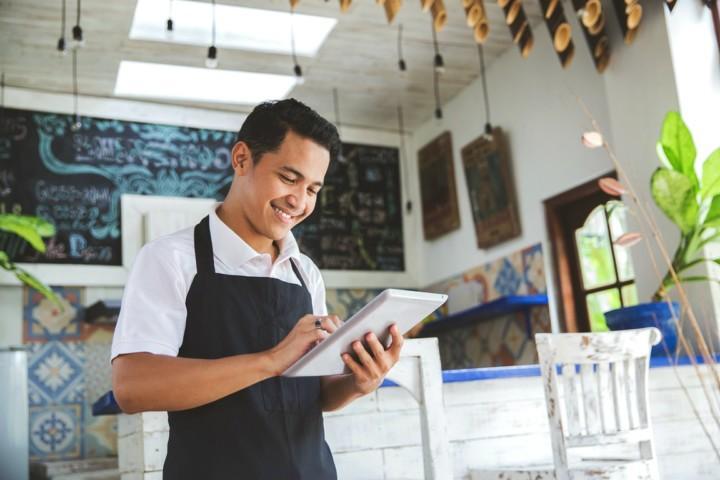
[280,166,323,188]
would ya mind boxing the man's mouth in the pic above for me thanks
[272,204,300,224]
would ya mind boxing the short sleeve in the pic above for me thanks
[110,241,190,361]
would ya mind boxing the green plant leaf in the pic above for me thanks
[0,215,56,253]
[0,251,11,270]
[14,268,63,309]
[673,275,720,288]
[701,149,720,199]
[660,111,698,189]
[706,195,720,228]
[651,167,699,234]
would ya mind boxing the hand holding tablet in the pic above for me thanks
[282,289,448,377]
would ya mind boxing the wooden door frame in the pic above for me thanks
[544,172,617,332]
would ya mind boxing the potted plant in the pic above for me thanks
[0,214,60,479]
[602,112,720,355]
[0,213,62,305]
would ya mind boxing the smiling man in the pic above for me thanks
[110,99,404,479]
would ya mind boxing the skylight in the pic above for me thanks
[129,0,336,57]
[114,61,297,105]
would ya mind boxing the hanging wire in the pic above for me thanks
[211,0,216,46]
[57,0,67,53]
[70,49,82,132]
[397,24,407,72]
[332,88,346,163]
[397,105,412,213]
[71,49,81,131]
[431,18,444,74]
[1,73,5,109]
[290,7,303,80]
[477,44,492,135]
[433,70,442,119]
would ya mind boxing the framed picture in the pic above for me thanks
[461,128,521,249]
[417,131,460,240]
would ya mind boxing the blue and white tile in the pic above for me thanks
[522,243,546,294]
[28,341,85,405]
[493,258,523,297]
[24,286,83,342]
[82,402,117,458]
[29,403,83,460]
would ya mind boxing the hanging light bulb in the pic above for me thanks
[290,8,304,85]
[166,0,174,37]
[431,20,445,75]
[72,0,84,48]
[433,70,443,119]
[57,0,67,56]
[206,45,218,68]
[205,0,218,68]
[294,64,305,85]
[397,24,407,74]
[433,53,445,74]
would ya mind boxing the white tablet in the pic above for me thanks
[282,289,448,377]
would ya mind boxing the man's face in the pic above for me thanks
[236,130,330,241]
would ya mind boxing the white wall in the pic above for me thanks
[664,0,720,344]
[410,9,615,330]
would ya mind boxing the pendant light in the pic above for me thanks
[57,0,67,55]
[72,0,84,48]
[397,105,413,214]
[431,18,445,74]
[166,0,174,37]
[206,0,218,68]
[290,7,304,84]
[397,24,407,73]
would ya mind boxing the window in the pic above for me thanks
[545,173,638,332]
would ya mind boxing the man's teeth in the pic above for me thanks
[274,207,292,220]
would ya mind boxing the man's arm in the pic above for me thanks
[112,313,335,413]
[320,325,404,412]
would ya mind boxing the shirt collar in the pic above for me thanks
[208,204,301,268]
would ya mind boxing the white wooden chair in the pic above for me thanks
[472,327,662,480]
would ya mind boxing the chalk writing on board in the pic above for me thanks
[1,107,405,271]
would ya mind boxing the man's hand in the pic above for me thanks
[341,324,404,395]
[267,314,342,375]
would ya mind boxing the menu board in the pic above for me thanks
[0,107,404,271]
[294,142,404,271]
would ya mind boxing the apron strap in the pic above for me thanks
[289,258,308,290]
[193,215,216,275]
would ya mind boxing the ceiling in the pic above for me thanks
[0,0,545,132]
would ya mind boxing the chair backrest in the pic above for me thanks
[535,328,661,477]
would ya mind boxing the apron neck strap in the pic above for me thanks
[289,258,308,290]
[194,216,216,275]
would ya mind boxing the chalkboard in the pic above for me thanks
[0,107,235,265]
[0,107,404,271]
[294,143,404,271]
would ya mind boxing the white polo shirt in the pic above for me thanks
[110,206,328,361]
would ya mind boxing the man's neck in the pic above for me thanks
[216,203,278,260]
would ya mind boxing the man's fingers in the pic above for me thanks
[388,324,404,358]
[342,353,363,377]
[353,341,381,377]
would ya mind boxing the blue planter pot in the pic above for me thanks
[604,302,679,357]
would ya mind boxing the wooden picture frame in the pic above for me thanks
[418,131,460,240]
[461,128,521,249]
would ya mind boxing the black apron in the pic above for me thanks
[163,216,337,479]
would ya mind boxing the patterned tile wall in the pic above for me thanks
[23,286,117,462]
[422,242,550,368]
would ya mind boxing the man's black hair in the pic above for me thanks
[236,98,341,164]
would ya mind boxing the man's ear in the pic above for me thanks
[231,142,253,175]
